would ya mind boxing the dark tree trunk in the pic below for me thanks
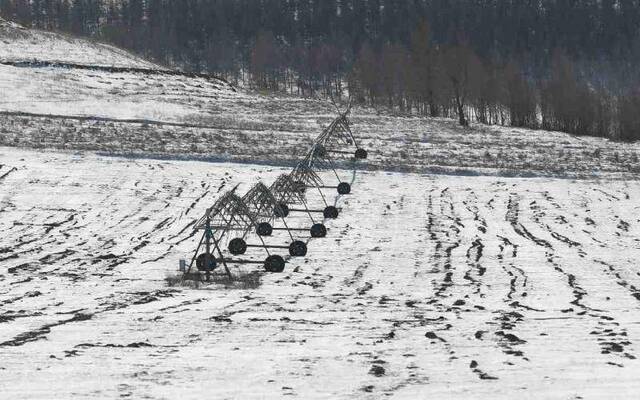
[455,93,468,126]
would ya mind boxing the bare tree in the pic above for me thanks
[250,30,281,90]
[504,61,537,128]
[619,89,640,142]
[380,43,409,109]
[350,43,379,105]
[441,44,482,127]
[410,21,440,117]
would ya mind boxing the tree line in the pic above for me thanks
[350,24,640,142]
[2,0,640,141]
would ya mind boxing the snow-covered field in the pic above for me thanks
[2,17,640,399]
[3,89,640,179]
[1,147,640,399]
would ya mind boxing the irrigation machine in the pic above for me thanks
[182,102,368,282]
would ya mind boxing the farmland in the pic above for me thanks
[1,17,640,399]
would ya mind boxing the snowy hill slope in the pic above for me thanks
[0,18,639,178]
[0,17,234,122]
[0,18,157,68]
[0,63,233,120]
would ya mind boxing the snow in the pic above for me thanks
[0,18,638,179]
[1,17,640,399]
[0,18,158,69]
[0,52,638,179]
[0,64,222,121]
[1,147,640,398]
[1,80,640,179]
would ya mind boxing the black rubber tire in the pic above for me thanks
[228,238,247,255]
[264,255,286,273]
[355,148,368,160]
[196,253,217,272]
[323,206,339,219]
[274,203,289,218]
[289,241,308,257]
[310,223,327,238]
[256,222,273,237]
[337,182,351,195]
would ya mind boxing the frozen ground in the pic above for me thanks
[1,147,639,399]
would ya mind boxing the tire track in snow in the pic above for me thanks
[594,260,640,303]
[432,188,462,299]
[0,165,18,181]
[507,192,636,362]
[418,186,504,381]
[462,190,488,297]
